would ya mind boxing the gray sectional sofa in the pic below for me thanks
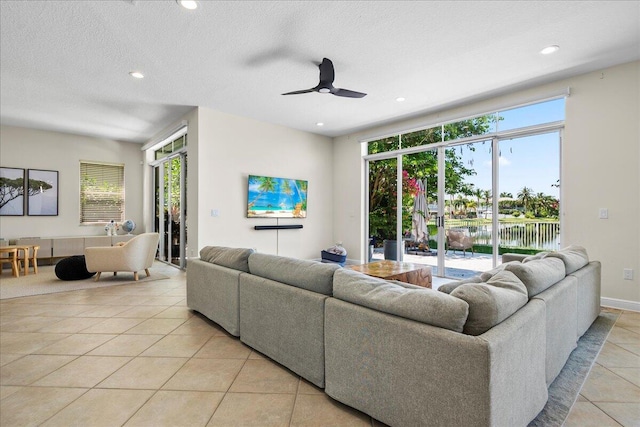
[187,247,339,387]
[187,245,601,427]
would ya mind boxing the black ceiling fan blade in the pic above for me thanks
[282,58,366,98]
[319,58,335,84]
[282,88,316,95]
[333,88,367,98]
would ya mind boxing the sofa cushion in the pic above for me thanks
[437,276,482,294]
[248,252,338,295]
[479,261,521,282]
[545,245,589,274]
[199,246,254,273]
[333,269,469,332]
[522,251,550,263]
[486,270,529,294]
[450,270,528,336]
[505,257,566,297]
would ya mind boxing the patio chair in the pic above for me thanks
[446,229,474,256]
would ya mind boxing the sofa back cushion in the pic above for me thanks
[437,276,482,294]
[479,260,521,282]
[505,257,566,297]
[248,253,338,295]
[522,251,550,263]
[545,245,589,274]
[333,269,469,332]
[199,246,254,272]
[450,270,528,336]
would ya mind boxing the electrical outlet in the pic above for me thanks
[599,208,608,219]
[623,268,633,280]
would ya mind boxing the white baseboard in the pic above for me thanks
[601,297,640,313]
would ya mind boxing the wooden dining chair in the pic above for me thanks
[19,245,40,274]
[0,248,20,277]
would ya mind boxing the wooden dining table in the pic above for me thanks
[0,245,37,277]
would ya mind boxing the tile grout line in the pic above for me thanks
[587,400,629,427]
[287,374,302,427]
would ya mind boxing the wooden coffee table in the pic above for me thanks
[350,260,432,288]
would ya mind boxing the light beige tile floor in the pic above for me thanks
[564,308,640,427]
[0,262,638,426]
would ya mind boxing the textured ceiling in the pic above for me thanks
[1,1,639,143]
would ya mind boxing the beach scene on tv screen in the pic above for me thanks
[247,175,307,218]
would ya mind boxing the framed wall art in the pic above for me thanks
[0,167,25,216]
[27,169,59,216]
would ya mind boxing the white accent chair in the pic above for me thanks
[85,232,159,281]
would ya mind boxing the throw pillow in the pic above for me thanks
[450,275,528,336]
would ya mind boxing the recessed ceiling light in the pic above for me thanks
[129,71,144,79]
[396,97,406,102]
[316,122,324,127]
[540,45,560,55]
[177,0,198,10]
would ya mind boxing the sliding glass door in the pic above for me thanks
[153,153,187,268]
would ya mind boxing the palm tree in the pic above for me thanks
[533,192,546,216]
[482,189,491,218]
[517,186,533,213]
[281,179,292,195]
[293,179,308,209]
[473,188,483,218]
[467,200,477,216]
[248,176,276,208]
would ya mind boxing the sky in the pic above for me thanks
[451,98,563,200]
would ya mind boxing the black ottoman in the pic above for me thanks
[55,255,96,281]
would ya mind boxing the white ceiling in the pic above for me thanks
[1,1,639,143]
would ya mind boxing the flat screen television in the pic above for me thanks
[247,174,308,218]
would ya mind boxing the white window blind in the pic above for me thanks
[80,162,125,223]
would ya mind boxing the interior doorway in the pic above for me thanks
[153,153,187,268]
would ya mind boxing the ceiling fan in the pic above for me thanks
[282,58,367,98]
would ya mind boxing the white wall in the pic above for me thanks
[333,60,640,307]
[0,125,144,239]
[145,107,335,260]
[195,107,334,259]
